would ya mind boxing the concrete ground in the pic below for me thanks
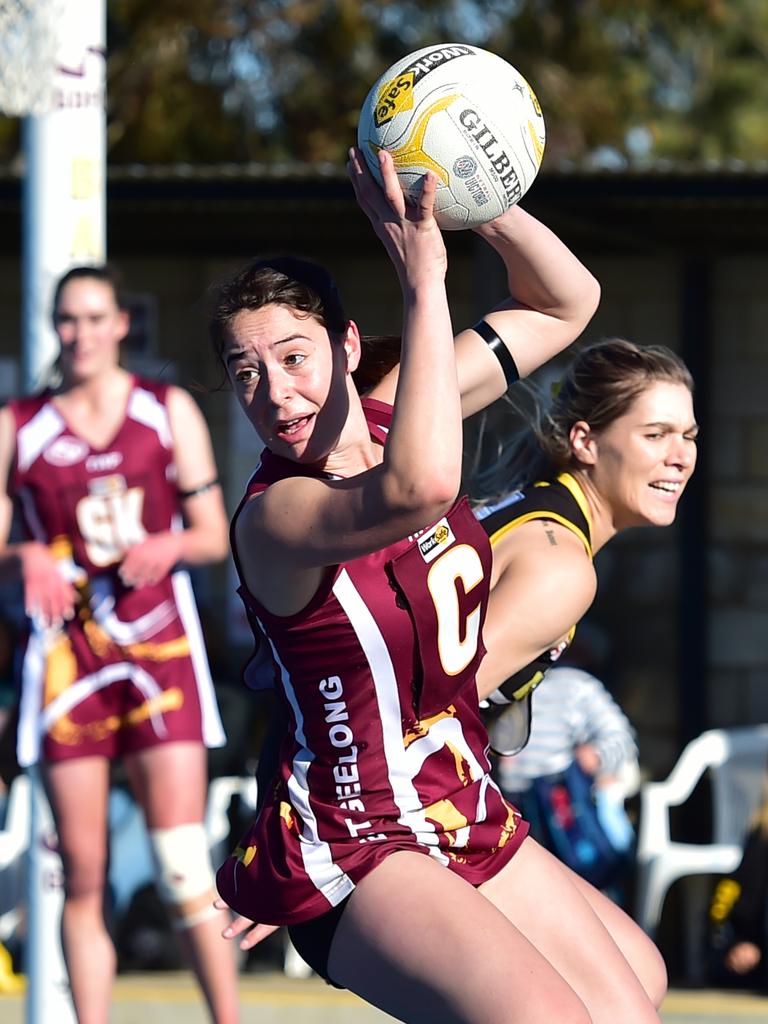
[1,972,768,1023]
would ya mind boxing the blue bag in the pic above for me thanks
[517,761,633,890]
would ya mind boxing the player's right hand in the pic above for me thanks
[20,542,77,629]
[215,897,279,950]
[347,147,447,291]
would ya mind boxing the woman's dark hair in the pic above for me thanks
[208,254,406,393]
[353,334,402,394]
[468,338,694,503]
[208,256,349,363]
[52,263,128,321]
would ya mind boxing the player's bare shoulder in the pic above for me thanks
[493,514,595,603]
[236,475,316,565]
[165,383,205,427]
[494,512,590,566]
[235,482,326,616]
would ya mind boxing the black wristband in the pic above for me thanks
[472,319,520,389]
[178,478,219,500]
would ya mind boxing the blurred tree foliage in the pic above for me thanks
[1,0,768,167]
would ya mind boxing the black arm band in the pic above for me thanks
[472,319,520,389]
[178,478,220,500]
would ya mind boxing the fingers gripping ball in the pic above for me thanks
[357,43,545,231]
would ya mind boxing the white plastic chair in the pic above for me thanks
[204,774,258,872]
[635,725,768,978]
[204,775,312,977]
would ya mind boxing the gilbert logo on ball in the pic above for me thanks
[358,43,545,230]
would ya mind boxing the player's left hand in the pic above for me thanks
[215,897,279,950]
[118,532,184,588]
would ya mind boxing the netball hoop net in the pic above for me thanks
[0,0,65,117]
[0,0,106,397]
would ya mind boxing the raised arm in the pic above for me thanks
[118,387,229,588]
[370,204,600,417]
[235,151,463,614]
[355,148,461,521]
[457,206,600,415]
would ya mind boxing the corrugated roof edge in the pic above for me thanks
[0,159,767,182]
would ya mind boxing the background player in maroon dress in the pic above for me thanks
[212,149,665,1023]
[0,266,239,1024]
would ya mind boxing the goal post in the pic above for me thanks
[0,3,106,1022]
[0,0,107,393]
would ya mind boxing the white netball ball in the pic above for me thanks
[357,43,546,231]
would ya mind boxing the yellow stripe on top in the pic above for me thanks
[485,472,593,560]
[557,472,593,543]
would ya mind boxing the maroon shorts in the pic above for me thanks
[40,652,207,762]
[17,597,225,766]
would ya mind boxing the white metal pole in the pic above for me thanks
[25,765,76,1024]
[24,4,106,1022]
[20,0,106,394]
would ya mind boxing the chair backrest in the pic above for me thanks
[709,726,768,845]
[205,775,258,870]
[0,774,30,866]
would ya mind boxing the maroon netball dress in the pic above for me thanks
[217,398,528,926]
[9,377,225,766]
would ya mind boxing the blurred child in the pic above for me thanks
[708,775,768,990]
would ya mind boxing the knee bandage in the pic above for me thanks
[148,823,219,930]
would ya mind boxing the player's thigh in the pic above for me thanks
[42,756,111,882]
[125,739,208,828]
[480,837,661,1024]
[567,864,667,1006]
[328,849,590,1024]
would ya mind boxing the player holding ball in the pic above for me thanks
[212,46,665,1024]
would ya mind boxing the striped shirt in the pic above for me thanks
[495,666,638,793]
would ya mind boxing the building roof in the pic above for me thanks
[1,160,767,255]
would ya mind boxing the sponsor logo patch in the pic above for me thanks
[43,436,88,467]
[86,451,123,472]
[88,474,127,497]
[374,44,474,127]
[418,518,455,563]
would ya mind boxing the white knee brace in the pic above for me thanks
[148,823,218,929]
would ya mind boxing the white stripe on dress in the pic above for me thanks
[38,661,168,736]
[171,570,226,749]
[266,630,356,908]
[17,630,47,767]
[332,568,450,865]
[127,387,173,448]
[17,405,64,472]
[402,714,492,837]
